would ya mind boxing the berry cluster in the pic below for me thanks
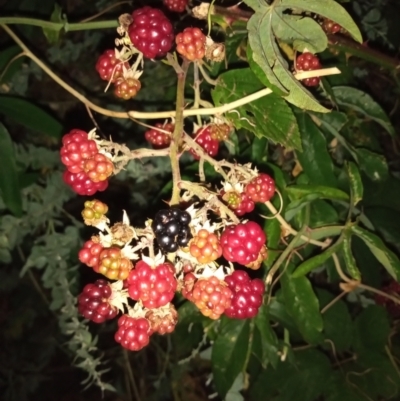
[78,280,118,323]
[224,271,264,319]
[189,229,222,264]
[295,52,322,87]
[145,122,173,149]
[115,316,152,351]
[221,172,275,217]
[176,27,207,61]
[152,207,192,253]
[96,49,127,83]
[95,50,142,100]
[191,276,232,320]
[129,7,174,59]
[220,221,266,265]
[61,129,113,195]
[127,260,177,308]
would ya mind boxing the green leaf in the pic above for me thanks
[363,175,400,213]
[273,15,327,53]
[247,8,328,112]
[211,318,250,398]
[212,69,302,150]
[292,239,342,278]
[295,113,337,187]
[365,206,400,254]
[254,305,280,368]
[0,96,63,139]
[332,86,395,136]
[0,123,22,216]
[285,193,320,221]
[281,272,323,344]
[346,161,363,206]
[309,200,340,227]
[342,232,361,280]
[286,184,349,201]
[353,305,390,351]
[351,225,400,281]
[247,45,283,93]
[264,217,281,267]
[355,147,389,181]
[318,289,353,352]
[250,136,269,164]
[324,372,366,401]
[280,0,362,43]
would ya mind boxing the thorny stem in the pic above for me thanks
[192,62,203,126]
[1,25,339,121]
[123,349,142,401]
[169,59,190,205]
[183,133,229,180]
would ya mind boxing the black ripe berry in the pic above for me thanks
[152,207,192,253]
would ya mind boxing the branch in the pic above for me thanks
[327,34,400,73]
[1,24,341,122]
[0,17,118,31]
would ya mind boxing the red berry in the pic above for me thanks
[127,260,177,308]
[189,229,223,265]
[191,276,232,319]
[145,122,173,148]
[95,49,128,82]
[114,78,141,100]
[60,129,98,174]
[145,304,178,334]
[78,279,118,323]
[63,170,108,196]
[224,270,264,319]
[129,7,174,59]
[190,126,219,160]
[245,173,275,203]
[176,27,206,61]
[98,247,133,280]
[296,52,322,87]
[79,239,104,268]
[163,0,187,13]
[220,221,266,265]
[115,315,152,351]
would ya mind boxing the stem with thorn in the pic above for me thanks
[169,59,190,205]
